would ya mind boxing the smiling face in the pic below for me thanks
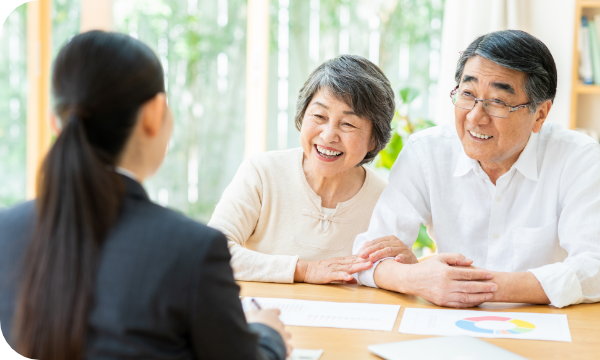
[455,56,550,168]
[300,88,374,178]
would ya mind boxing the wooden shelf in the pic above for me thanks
[575,84,600,94]
[581,0,600,8]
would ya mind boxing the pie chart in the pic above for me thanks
[455,316,536,335]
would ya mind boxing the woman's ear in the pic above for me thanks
[50,113,61,136]
[140,93,167,138]
[368,137,377,152]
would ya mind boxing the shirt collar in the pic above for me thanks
[115,166,140,182]
[453,131,539,181]
[512,131,539,182]
[453,147,476,177]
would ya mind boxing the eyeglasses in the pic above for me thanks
[450,86,529,118]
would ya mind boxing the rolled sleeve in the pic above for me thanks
[529,263,584,308]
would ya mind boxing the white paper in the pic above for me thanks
[242,297,400,331]
[399,308,571,342]
[287,349,323,360]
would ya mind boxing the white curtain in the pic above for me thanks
[434,0,575,128]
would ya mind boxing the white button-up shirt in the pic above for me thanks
[353,123,600,308]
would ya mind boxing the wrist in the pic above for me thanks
[373,259,413,294]
[294,260,309,282]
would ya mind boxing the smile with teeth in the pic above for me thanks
[469,130,493,140]
[315,144,343,158]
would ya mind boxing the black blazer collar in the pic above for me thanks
[119,174,149,201]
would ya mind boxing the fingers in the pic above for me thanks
[436,253,473,266]
[453,281,498,294]
[358,236,404,259]
[367,248,395,262]
[445,292,493,306]
[445,301,486,308]
[394,253,419,264]
[450,267,493,281]
[339,278,358,284]
[348,260,373,273]
[332,271,355,282]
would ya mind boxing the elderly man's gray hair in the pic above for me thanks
[455,30,558,113]
[294,55,395,166]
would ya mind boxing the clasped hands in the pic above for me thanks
[294,235,498,308]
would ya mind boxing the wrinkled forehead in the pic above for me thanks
[460,56,527,97]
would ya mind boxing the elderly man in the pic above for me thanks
[354,30,600,309]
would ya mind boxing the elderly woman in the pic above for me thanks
[208,55,416,284]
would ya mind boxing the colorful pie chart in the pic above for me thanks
[455,316,536,335]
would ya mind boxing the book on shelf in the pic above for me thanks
[578,16,600,85]
[580,16,594,84]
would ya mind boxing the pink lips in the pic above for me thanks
[314,144,343,162]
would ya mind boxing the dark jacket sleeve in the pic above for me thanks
[190,230,286,360]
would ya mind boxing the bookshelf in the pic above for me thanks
[571,0,600,131]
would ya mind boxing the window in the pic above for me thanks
[113,0,248,222]
[0,6,27,207]
[267,0,445,151]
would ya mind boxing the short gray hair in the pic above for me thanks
[294,55,395,166]
[455,30,557,113]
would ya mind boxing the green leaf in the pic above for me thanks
[376,132,403,170]
[413,224,436,252]
[399,87,420,105]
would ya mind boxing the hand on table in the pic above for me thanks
[401,253,498,308]
[246,309,293,356]
[294,255,373,284]
[357,235,419,264]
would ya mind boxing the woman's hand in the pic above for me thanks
[357,235,418,264]
[245,309,293,356]
[294,256,373,284]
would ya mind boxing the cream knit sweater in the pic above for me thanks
[208,148,387,283]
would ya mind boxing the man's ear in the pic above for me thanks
[140,93,167,138]
[532,100,552,134]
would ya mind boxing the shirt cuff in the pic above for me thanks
[353,257,394,288]
[528,263,584,308]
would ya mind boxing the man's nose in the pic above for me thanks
[466,100,491,126]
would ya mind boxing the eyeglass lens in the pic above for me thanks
[452,92,510,118]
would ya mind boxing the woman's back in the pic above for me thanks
[0,175,281,359]
[0,31,288,360]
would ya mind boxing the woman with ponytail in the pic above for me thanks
[0,31,290,360]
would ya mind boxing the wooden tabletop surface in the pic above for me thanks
[239,281,600,360]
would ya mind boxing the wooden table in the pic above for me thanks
[239,281,600,359]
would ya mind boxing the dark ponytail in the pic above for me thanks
[12,31,165,360]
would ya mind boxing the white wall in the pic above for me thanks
[435,0,575,128]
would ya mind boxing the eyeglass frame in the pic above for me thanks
[449,85,530,118]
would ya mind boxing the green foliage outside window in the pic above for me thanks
[375,87,437,256]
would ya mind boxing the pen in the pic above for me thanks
[251,298,262,310]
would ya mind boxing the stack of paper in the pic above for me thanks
[241,297,400,331]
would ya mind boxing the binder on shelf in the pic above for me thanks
[580,17,594,84]
[587,19,600,85]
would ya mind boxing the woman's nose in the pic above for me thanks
[320,123,339,143]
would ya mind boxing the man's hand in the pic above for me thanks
[376,253,498,308]
[357,235,418,264]
[294,255,373,284]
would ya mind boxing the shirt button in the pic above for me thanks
[495,196,501,202]
[493,233,500,239]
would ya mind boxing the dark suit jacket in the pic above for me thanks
[0,176,285,360]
